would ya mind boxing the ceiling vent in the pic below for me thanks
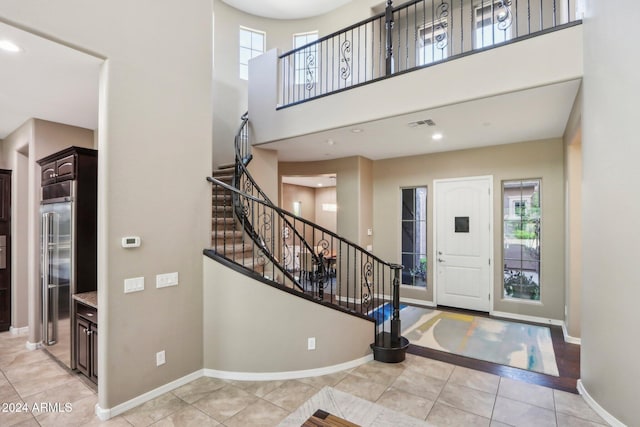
[408,119,436,127]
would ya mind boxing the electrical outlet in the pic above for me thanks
[156,350,166,366]
[307,337,316,351]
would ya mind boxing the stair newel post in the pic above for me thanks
[390,263,402,346]
[385,0,394,76]
[370,263,409,363]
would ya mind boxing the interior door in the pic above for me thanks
[0,170,11,331]
[435,176,492,312]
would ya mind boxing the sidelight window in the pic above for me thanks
[401,187,428,287]
[503,179,541,300]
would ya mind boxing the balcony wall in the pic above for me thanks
[248,24,582,145]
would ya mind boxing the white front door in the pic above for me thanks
[435,176,492,312]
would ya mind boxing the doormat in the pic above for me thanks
[402,309,559,376]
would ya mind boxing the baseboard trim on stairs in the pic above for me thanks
[203,354,373,382]
[561,323,582,345]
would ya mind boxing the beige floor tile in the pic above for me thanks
[403,354,455,381]
[0,349,50,370]
[0,377,18,401]
[556,412,608,426]
[426,401,490,427]
[122,393,188,426]
[391,370,447,401]
[492,396,557,427]
[0,402,39,427]
[24,378,95,410]
[192,384,257,422]
[261,380,318,412]
[437,383,496,419]
[171,377,227,404]
[498,377,555,410]
[333,373,389,402]
[489,421,512,427]
[554,390,606,424]
[448,366,500,394]
[350,360,406,387]
[10,366,77,399]
[6,417,41,427]
[297,370,350,388]
[223,398,290,427]
[376,387,434,420]
[4,358,69,384]
[152,406,219,426]
[227,379,285,398]
[36,394,101,426]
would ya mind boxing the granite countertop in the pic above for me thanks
[73,291,97,309]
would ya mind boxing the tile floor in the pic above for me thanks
[0,331,608,426]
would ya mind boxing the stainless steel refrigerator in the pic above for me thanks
[41,198,73,367]
[39,146,98,370]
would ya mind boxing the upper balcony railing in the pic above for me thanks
[279,0,582,108]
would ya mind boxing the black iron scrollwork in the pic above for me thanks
[435,1,450,50]
[305,52,315,91]
[340,39,351,80]
[361,260,374,311]
[495,0,514,31]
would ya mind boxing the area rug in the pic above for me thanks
[402,308,559,376]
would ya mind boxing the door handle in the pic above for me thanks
[438,258,445,263]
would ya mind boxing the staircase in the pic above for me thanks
[206,112,409,363]
[211,162,266,277]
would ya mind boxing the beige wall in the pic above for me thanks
[374,139,565,320]
[280,157,372,246]
[563,85,582,340]
[314,186,337,233]
[581,0,640,424]
[203,255,373,372]
[282,183,315,221]
[1,0,213,410]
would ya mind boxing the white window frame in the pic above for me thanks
[417,18,448,66]
[474,1,513,49]
[293,31,319,86]
[239,26,265,80]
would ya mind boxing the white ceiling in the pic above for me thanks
[0,22,102,140]
[221,0,354,19]
[259,79,581,162]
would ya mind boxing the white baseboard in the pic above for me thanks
[25,340,42,351]
[204,354,373,382]
[95,370,203,421]
[490,310,564,326]
[400,297,435,308]
[561,323,582,345]
[10,326,29,335]
[577,379,625,427]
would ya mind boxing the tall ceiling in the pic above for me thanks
[0,22,102,140]
[220,0,353,19]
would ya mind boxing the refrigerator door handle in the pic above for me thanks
[42,211,51,345]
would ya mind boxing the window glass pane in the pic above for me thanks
[239,48,252,64]
[239,27,265,80]
[294,32,318,86]
[239,64,248,80]
[251,32,264,50]
[401,187,427,288]
[239,29,251,48]
[503,179,541,300]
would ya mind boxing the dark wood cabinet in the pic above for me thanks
[0,170,11,332]
[40,153,77,185]
[75,301,98,383]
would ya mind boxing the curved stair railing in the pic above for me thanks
[207,112,409,362]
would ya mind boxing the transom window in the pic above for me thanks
[239,27,265,80]
[503,179,541,300]
[401,187,428,288]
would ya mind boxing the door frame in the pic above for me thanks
[433,175,494,312]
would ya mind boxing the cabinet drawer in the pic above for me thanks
[55,155,76,181]
[76,303,97,323]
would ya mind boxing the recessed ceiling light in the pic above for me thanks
[432,132,443,141]
[327,139,335,145]
[317,183,323,187]
[351,128,363,133]
[0,40,21,53]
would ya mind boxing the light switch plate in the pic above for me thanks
[124,277,144,293]
[156,272,178,288]
[308,337,316,351]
